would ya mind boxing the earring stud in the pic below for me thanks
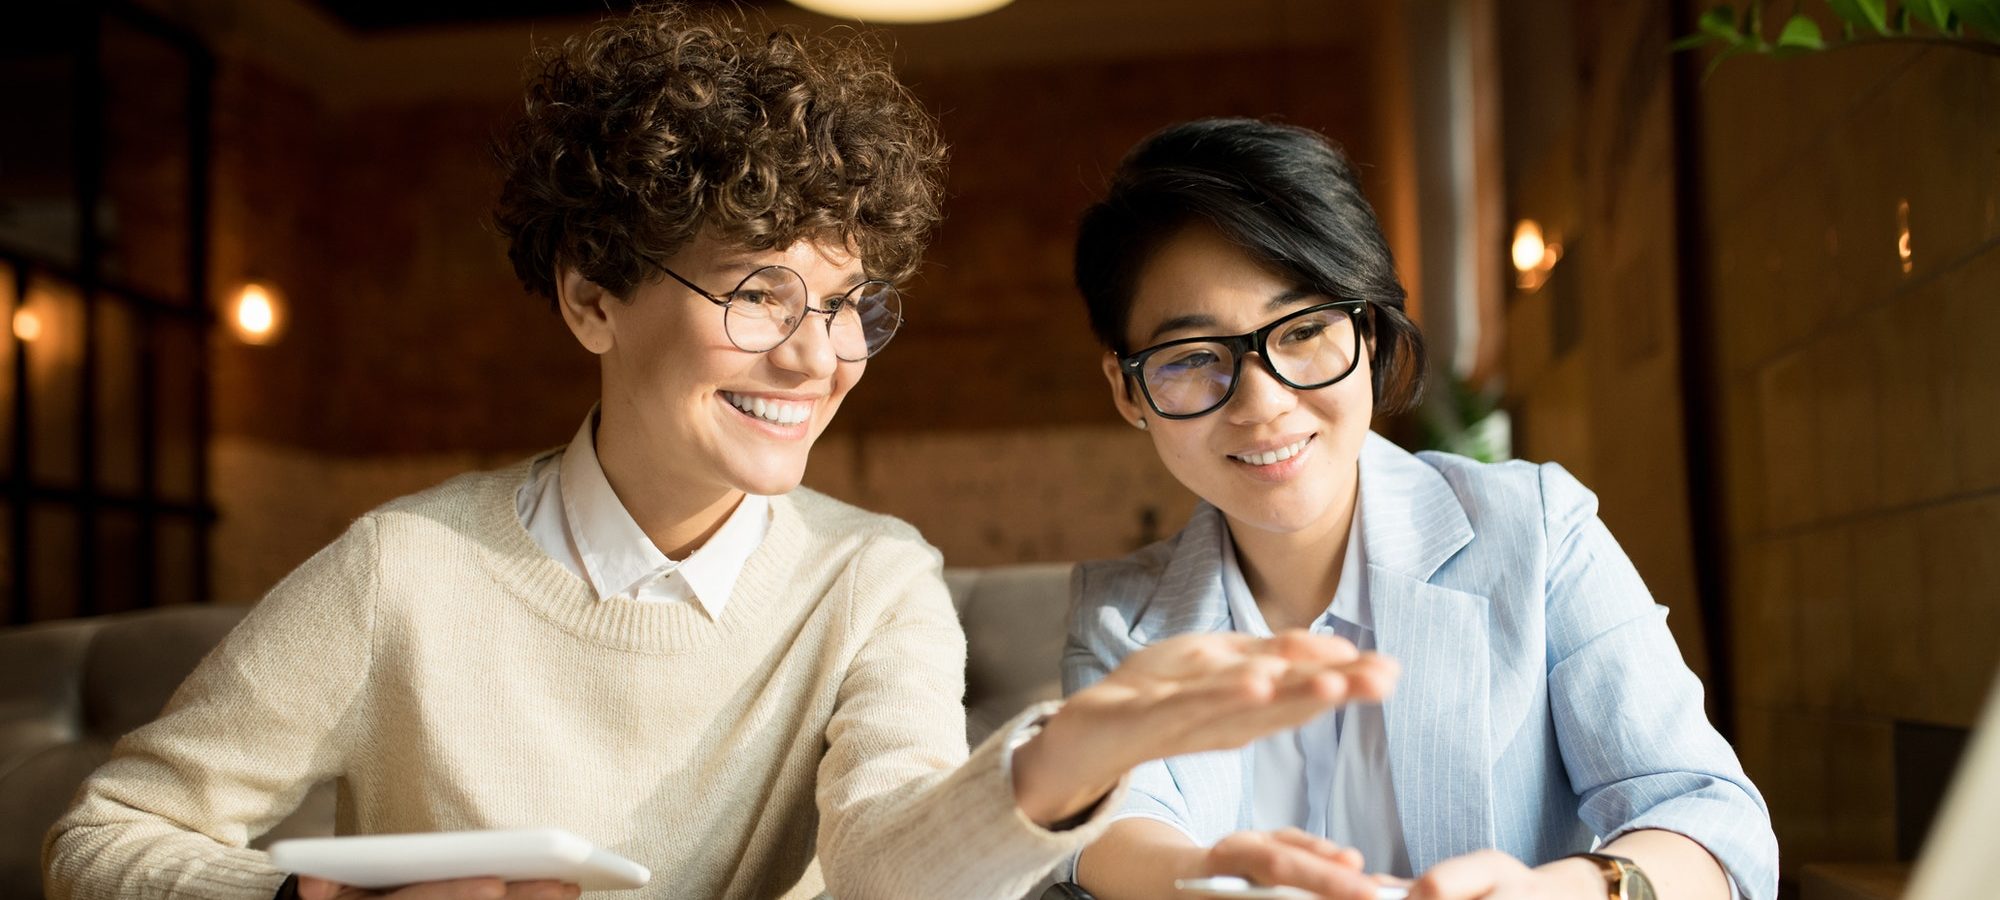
[1134,418,1148,431]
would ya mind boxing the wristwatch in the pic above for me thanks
[1566,853,1658,900]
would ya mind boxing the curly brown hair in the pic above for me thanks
[494,3,947,304]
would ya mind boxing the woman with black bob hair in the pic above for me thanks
[1060,118,1777,900]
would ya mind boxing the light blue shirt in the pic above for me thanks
[1062,432,1777,897]
[1218,498,1411,878]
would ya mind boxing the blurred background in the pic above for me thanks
[0,0,1994,895]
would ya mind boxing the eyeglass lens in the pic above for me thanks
[1139,306,1359,417]
[721,266,903,361]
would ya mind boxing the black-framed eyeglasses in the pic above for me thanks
[657,263,904,362]
[1118,299,1367,419]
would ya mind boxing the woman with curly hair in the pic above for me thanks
[42,8,1396,900]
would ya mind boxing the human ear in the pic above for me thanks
[556,268,618,355]
[1100,351,1150,430]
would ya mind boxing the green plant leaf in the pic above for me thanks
[1907,0,1954,30]
[1704,41,1756,78]
[1827,0,1890,32]
[1776,13,1827,50]
[1670,32,1717,51]
[1943,0,2000,34]
[1700,5,1745,42]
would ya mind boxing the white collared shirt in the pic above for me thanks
[515,410,769,618]
[1221,499,1411,876]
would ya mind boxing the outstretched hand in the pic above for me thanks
[1012,630,1398,825]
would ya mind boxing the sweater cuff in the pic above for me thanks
[987,701,1132,843]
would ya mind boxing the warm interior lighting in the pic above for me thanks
[1897,198,1913,275]
[1511,219,1562,290]
[1511,220,1546,273]
[229,281,285,345]
[785,0,1014,23]
[12,307,42,343]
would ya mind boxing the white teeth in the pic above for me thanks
[725,392,811,426]
[1232,437,1311,466]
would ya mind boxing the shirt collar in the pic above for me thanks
[1221,492,1369,635]
[556,410,768,616]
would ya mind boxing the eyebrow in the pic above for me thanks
[708,260,870,292]
[1142,287,1319,343]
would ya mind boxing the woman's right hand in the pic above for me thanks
[1195,829,1384,900]
[296,877,579,900]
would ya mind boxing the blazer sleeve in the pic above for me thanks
[1055,563,1205,883]
[1537,462,1779,900]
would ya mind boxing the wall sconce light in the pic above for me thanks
[1511,219,1562,291]
[1897,198,1913,275]
[11,307,43,343]
[228,281,286,345]
[785,0,1014,23]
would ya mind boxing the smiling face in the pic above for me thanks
[561,232,869,503]
[1104,224,1374,539]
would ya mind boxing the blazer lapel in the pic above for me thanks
[1136,501,1246,837]
[1128,501,1231,645]
[1358,433,1496,873]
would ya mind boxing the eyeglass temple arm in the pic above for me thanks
[656,265,729,307]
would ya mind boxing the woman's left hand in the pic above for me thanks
[1403,850,1605,900]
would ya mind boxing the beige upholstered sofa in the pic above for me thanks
[0,562,1075,900]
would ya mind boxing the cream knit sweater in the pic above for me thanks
[44,462,1119,900]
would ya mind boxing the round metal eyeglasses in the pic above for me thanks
[1118,299,1367,419]
[658,263,904,362]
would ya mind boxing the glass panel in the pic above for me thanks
[24,275,84,487]
[0,260,15,478]
[28,503,80,622]
[99,16,191,301]
[94,508,145,614]
[156,318,201,501]
[156,513,200,605]
[95,296,143,493]
[0,24,81,267]
[0,501,12,623]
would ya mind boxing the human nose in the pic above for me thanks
[765,307,841,380]
[1223,352,1297,424]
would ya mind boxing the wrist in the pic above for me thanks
[1012,706,1124,826]
[1538,856,1615,899]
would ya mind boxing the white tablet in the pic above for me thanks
[1177,876,1408,900]
[268,829,651,892]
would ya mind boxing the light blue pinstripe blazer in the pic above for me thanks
[1060,432,1778,898]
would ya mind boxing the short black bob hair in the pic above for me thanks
[1073,117,1426,416]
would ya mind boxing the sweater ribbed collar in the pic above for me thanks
[468,459,814,655]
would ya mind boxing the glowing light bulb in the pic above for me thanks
[229,282,285,345]
[1897,199,1913,275]
[1512,220,1546,274]
[11,307,42,343]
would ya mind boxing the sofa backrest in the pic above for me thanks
[0,562,1077,900]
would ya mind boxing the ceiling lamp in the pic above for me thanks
[785,0,1015,24]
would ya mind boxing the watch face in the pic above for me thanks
[1616,860,1659,900]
